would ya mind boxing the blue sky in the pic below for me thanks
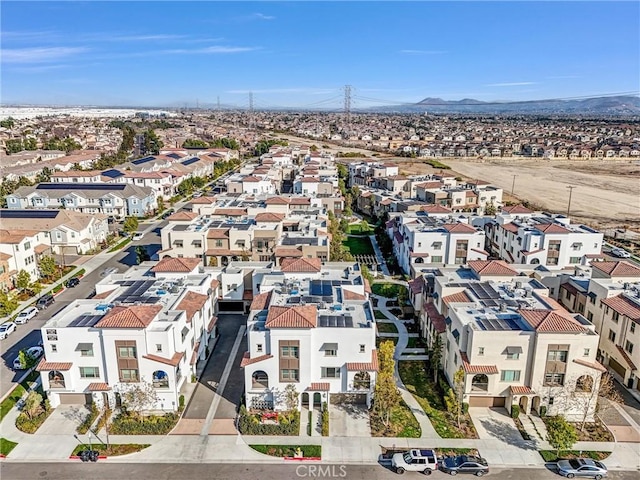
[2,1,639,108]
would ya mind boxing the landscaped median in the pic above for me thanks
[249,444,321,460]
[538,450,611,462]
[108,237,132,253]
[70,444,150,459]
[0,438,18,457]
[0,371,39,421]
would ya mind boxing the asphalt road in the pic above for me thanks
[0,464,637,480]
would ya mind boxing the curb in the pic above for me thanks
[69,455,108,460]
[284,457,322,461]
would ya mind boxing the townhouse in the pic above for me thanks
[240,259,378,410]
[53,169,175,199]
[37,257,218,410]
[419,260,604,420]
[7,183,156,219]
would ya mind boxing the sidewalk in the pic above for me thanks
[368,235,390,276]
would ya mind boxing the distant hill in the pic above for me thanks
[369,95,640,115]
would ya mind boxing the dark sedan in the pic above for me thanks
[440,455,489,476]
[66,277,80,288]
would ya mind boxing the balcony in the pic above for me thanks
[352,380,371,391]
[49,379,66,389]
[471,383,488,392]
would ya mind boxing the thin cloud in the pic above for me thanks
[485,82,538,87]
[400,49,446,55]
[6,64,71,73]
[546,75,581,79]
[161,46,259,55]
[1,46,88,63]
[226,88,334,95]
[105,34,188,42]
[252,13,276,20]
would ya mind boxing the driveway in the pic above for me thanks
[329,403,371,437]
[468,407,523,443]
[36,405,91,435]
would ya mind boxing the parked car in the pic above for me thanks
[192,192,203,198]
[132,232,144,240]
[557,458,607,479]
[0,322,17,340]
[440,455,489,476]
[100,267,118,277]
[392,449,438,475]
[66,277,80,288]
[610,247,631,258]
[36,293,55,309]
[12,346,44,370]
[15,306,38,324]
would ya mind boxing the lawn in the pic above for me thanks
[370,400,421,438]
[0,371,39,421]
[0,438,18,456]
[376,322,398,334]
[398,361,478,439]
[343,236,374,255]
[250,444,321,458]
[376,337,398,348]
[406,337,428,348]
[538,450,611,462]
[372,282,407,299]
[71,444,150,457]
[108,237,131,253]
[347,224,373,236]
[374,309,389,320]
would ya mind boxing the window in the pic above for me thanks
[280,369,299,381]
[431,256,443,263]
[321,367,341,378]
[24,241,31,250]
[281,346,299,358]
[544,373,565,386]
[631,322,636,334]
[506,352,520,360]
[500,370,521,382]
[79,367,100,378]
[215,240,223,247]
[583,348,590,357]
[80,346,94,357]
[360,344,366,353]
[612,311,620,323]
[120,369,139,382]
[587,312,593,321]
[625,341,634,354]
[549,397,554,405]
[118,346,137,358]
[174,241,183,248]
[193,241,202,249]
[51,344,57,352]
[324,348,337,357]
[608,330,616,342]
[432,242,442,250]
[569,257,581,264]
[547,350,568,362]
[478,347,484,356]
[257,344,263,353]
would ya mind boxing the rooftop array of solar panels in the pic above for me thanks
[114,280,159,304]
[476,315,522,331]
[131,156,157,165]
[0,210,59,219]
[36,183,128,191]
[181,158,199,166]
[68,314,102,328]
[102,169,124,178]
[319,315,354,328]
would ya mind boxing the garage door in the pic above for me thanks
[330,393,367,405]
[468,396,506,408]
[58,393,92,405]
[608,357,626,378]
[218,301,245,312]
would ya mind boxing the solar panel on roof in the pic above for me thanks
[166,153,181,159]
[69,314,102,328]
[132,156,156,165]
[0,210,59,219]
[181,158,199,166]
[36,183,127,191]
[102,169,124,178]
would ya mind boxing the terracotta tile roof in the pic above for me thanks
[177,291,209,322]
[92,288,116,300]
[380,198,393,206]
[518,309,587,333]
[0,252,11,261]
[470,248,489,256]
[243,175,262,182]
[416,181,445,190]
[289,197,311,205]
[266,305,317,328]
[152,257,201,273]
[36,359,73,371]
[213,208,247,216]
[561,282,580,296]
[190,196,217,204]
[460,352,498,374]
[502,205,533,214]
[602,295,640,321]
[425,302,446,333]
[250,291,273,310]
[255,212,285,223]
[274,246,303,257]
[207,316,218,332]
[346,349,379,371]
[364,278,372,294]
[510,385,534,394]
[87,382,111,391]
[265,196,290,205]
[34,243,50,254]
[143,351,184,367]
[522,248,545,256]
[443,223,477,233]
[535,224,571,234]
[243,290,253,300]
[207,228,230,239]
[443,291,472,305]
[306,383,330,391]
[342,288,366,301]
[240,352,273,367]
[96,305,162,328]
[419,204,452,214]
[408,276,424,295]
[280,257,322,273]
[591,261,640,278]
[205,248,243,256]
[167,211,199,221]
[210,278,220,289]
[573,358,607,373]
[468,260,517,277]
[615,345,638,371]
[190,341,200,365]
[502,223,520,233]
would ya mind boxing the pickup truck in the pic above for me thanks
[391,449,438,475]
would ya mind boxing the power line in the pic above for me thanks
[344,84,352,133]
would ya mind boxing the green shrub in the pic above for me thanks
[77,404,100,434]
[321,402,329,436]
[539,405,547,417]
[110,411,179,435]
[15,404,52,434]
[237,406,300,436]
[179,395,185,411]
[95,408,111,431]
[511,404,520,419]
[307,410,312,436]
[462,402,469,415]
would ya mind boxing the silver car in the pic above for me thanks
[557,458,607,479]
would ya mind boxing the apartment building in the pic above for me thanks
[386,211,488,275]
[52,170,175,199]
[485,207,604,268]
[240,260,377,410]
[37,257,218,410]
[347,161,399,187]
[419,260,603,420]
[7,183,157,219]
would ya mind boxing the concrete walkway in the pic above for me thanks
[368,235,390,276]
[373,294,439,439]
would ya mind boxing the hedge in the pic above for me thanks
[109,412,179,435]
[237,406,300,436]
[16,404,53,434]
[511,404,520,419]
[321,403,329,436]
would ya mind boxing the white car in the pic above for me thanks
[391,449,439,475]
[13,346,44,370]
[0,322,17,340]
[193,192,203,198]
[15,306,38,325]
[610,247,631,259]
[132,232,144,240]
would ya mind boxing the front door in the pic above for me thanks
[313,392,322,408]
[301,392,309,408]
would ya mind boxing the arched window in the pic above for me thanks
[252,370,269,389]
[531,258,540,265]
[471,374,488,391]
[353,371,371,390]
[414,257,424,264]
[575,375,593,392]
[49,370,66,388]
[152,370,169,388]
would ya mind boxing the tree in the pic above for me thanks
[429,334,443,383]
[0,290,18,317]
[123,217,139,236]
[120,381,159,421]
[484,202,497,216]
[372,340,401,427]
[397,286,409,315]
[570,372,622,433]
[143,129,163,155]
[17,349,39,370]
[310,144,318,152]
[360,264,374,284]
[15,269,31,291]
[29,281,43,297]
[283,384,299,412]
[5,139,23,154]
[35,166,53,183]
[38,255,57,279]
[360,219,370,233]
[182,138,209,148]
[0,117,15,129]
[135,245,150,265]
[156,196,165,213]
[23,391,44,419]
[452,366,466,428]
[546,415,578,456]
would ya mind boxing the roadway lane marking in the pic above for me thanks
[200,325,246,436]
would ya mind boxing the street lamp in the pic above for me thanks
[566,186,576,218]
[511,175,517,196]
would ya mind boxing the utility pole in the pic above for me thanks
[511,174,517,196]
[566,185,576,217]
[216,96,220,111]
[248,91,254,130]
[343,84,352,137]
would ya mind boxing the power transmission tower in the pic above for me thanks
[248,91,254,130]
[343,85,352,136]
[217,96,220,111]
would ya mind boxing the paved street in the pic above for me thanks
[0,463,638,480]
